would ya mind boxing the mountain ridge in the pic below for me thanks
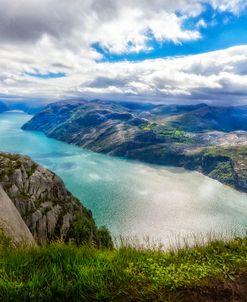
[22,99,247,192]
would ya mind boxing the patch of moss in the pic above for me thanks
[19,191,31,200]
[26,164,38,178]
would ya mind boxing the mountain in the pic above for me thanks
[0,100,44,114]
[5,101,44,114]
[0,184,35,247]
[158,105,247,132]
[0,152,112,247]
[22,99,247,192]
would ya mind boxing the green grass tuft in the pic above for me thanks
[0,236,247,301]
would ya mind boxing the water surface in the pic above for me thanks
[0,111,247,245]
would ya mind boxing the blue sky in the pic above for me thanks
[0,0,247,105]
[93,3,247,62]
[25,72,66,79]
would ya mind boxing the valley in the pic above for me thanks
[0,110,246,244]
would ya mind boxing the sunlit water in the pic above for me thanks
[0,111,247,246]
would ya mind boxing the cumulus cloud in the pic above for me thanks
[0,0,203,54]
[0,0,245,53]
[1,44,247,105]
[210,0,247,14]
[0,0,246,105]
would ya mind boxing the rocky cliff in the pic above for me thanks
[0,152,112,246]
[0,185,35,247]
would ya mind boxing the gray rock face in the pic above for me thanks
[0,153,108,245]
[0,185,35,247]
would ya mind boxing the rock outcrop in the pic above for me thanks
[0,152,112,246]
[0,185,35,247]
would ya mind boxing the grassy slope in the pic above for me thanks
[1,235,247,301]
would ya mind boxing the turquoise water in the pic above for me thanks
[0,111,247,245]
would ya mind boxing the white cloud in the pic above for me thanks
[0,0,204,55]
[1,43,247,105]
[0,0,246,105]
[196,19,207,28]
[1,0,244,55]
[209,0,247,14]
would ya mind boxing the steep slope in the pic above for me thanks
[160,105,247,132]
[22,99,147,154]
[22,100,247,192]
[0,185,35,247]
[0,153,112,246]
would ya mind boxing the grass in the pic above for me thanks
[1,235,247,301]
[141,122,193,143]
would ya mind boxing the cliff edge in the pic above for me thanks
[0,152,112,247]
[0,185,35,247]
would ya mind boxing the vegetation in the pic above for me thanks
[201,145,247,159]
[66,213,113,248]
[0,230,12,251]
[1,234,247,301]
[182,145,247,192]
[208,161,235,185]
[0,153,22,178]
[201,146,247,178]
[26,163,38,178]
[141,123,193,143]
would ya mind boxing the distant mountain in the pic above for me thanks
[158,105,247,132]
[22,99,247,192]
[0,100,44,114]
[22,99,148,154]
[6,101,44,114]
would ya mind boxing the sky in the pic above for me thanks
[0,0,247,106]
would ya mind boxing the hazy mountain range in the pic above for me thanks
[0,100,43,114]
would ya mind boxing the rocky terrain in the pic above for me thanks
[22,99,247,192]
[0,152,112,246]
[0,185,35,247]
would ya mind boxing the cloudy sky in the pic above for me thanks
[0,0,247,105]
